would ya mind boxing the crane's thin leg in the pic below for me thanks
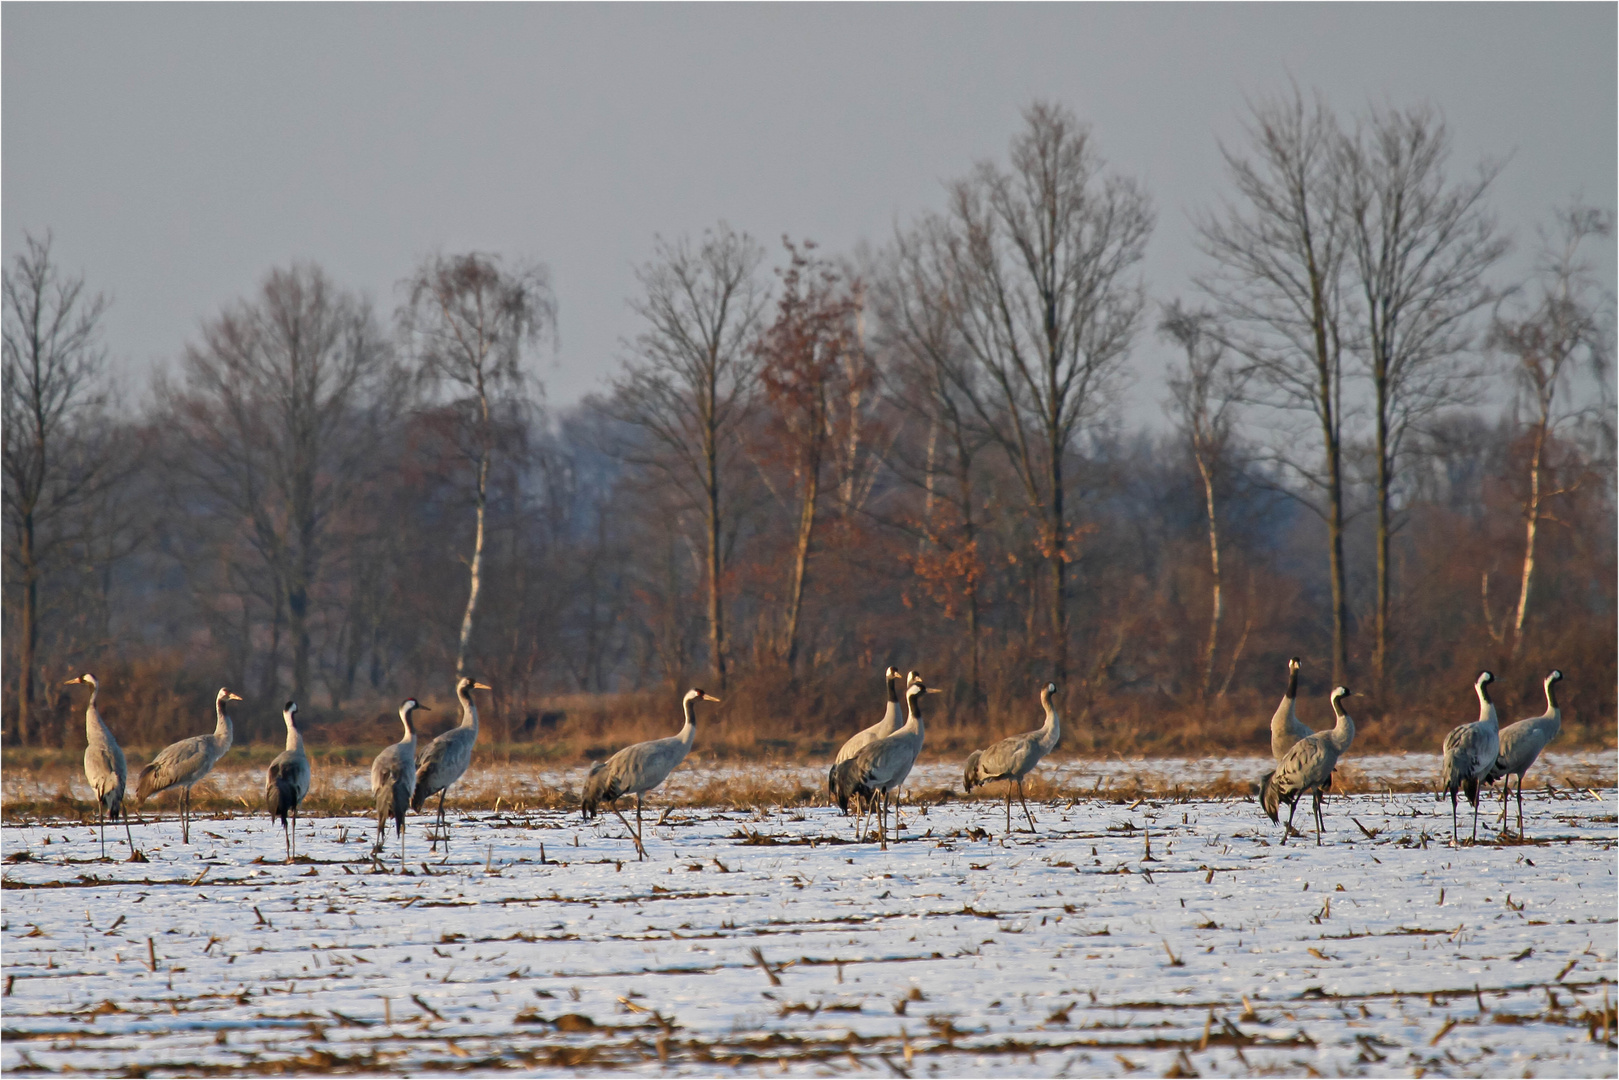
[1313,789,1325,835]
[1470,797,1479,844]
[121,805,134,854]
[1004,785,1012,836]
[1516,775,1525,836]
[399,823,406,874]
[612,802,647,861]
[1450,790,1459,847]
[878,792,888,851]
[1017,779,1037,833]
[292,803,299,860]
[1282,798,1299,845]
[182,787,189,845]
[99,803,107,860]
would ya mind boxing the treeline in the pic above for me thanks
[5,90,1614,755]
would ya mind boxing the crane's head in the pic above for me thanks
[457,676,494,694]
[685,688,722,705]
[1547,669,1564,683]
[1331,685,1353,700]
[906,670,924,687]
[885,666,900,680]
[1476,670,1494,687]
[283,701,298,722]
[64,673,97,689]
[218,687,243,703]
[1288,657,1301,673]
[1043,681,1057,697]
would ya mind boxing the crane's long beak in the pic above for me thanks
[227,692,244,701]
[472,682,493,691]
[63,677,81,686]
[925,687,943,694]
[702,694,722,703]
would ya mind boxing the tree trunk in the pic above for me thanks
[456,448,489,678]
[781,461,819,673]
[1373,395,1391,691]
[1326,438,1349,687]
[1048,438,1068,687]
[16,513,37,746]
[704,418,727,691]
[1197,458,1222,700]
[1511,418,1548,657]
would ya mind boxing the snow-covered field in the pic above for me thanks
[3,778,1615,1077]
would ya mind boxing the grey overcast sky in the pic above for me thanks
[5,3,1614,421]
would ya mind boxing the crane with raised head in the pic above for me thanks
[372,698,426,870]
[963,682,1061,835]
[135,687,241,844]
[65,674,133,859]
[1439,671,1500,846]
[1484,669,1563,838]
[581,688,720,860]
[1260,686,1355,845]
[828,667,903,817]
[265,701,310,861]
[412,676,493,851]
[1258,658,1325,826]
[830,679,937,849]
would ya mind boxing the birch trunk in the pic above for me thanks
[1197,457,1222,700]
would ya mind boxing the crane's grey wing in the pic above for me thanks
[978,733,1039,781]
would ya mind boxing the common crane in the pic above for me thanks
[65,674,133,859]
[963,682,1061,835]
[830,679,936,849]
[581,688,720,860]
[1439,671,1499,846]
[828,667,903,818]
[412,676,493,851]
[371,698,426,870]
[1258,658,1325,824]
[264,701,310,861]
[135,687,241,844]
[1260,686,1355,845]
[1484,670,1563,837]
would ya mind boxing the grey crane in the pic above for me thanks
[1484,670,1563,837]
[264,701,310,861]
[412,676,493,851]
[135,687,242,844]
[371,698,426,870]
[885,671,930,830]
[963,682,1061,835]
[1438,670,1500,846]
[65,674,133,859]
[830,679,935,849]
[581,688,720,860]
[1259,686,1355,845]
[828,667,903,818]
[1257,658,1326,824]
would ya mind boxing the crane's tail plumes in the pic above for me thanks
[827,758,861,813]
[1463,776,1480,808]
[134,763,162,805]
[580,762,613,819]
[963,751,983,793]
[1258,770,1281,823]
[266,768,296,826]
[376,787,406,837]
[102,788,125,822]
[409,769,435,812]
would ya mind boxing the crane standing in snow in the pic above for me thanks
[135,687,242,844]
[265,701,310,861]
[962,682,1061,835]
[1260,686,1356,845]
[372,698,426,870]
[66,674,133,859]
[1484,670,1563,837]
[412,676,493,851]
[1439,671,1500,846]
[581,688,720,860]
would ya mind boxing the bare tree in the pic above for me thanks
[936,101,1153,686]
[1339,103,1506,688]
[1487,204,1614,656]
[1197,85,1354,684]
[875,220,994,703]
[1160,301,1248,700]
[611,225,767,690]
[2,233,112,744]
[401,253,555,678]
[756,240,867,675]
[169,264,401,704]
